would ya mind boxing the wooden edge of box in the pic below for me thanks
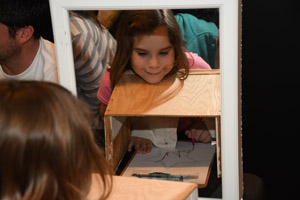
[174,183,198,200]
[188,69,220,75]
[122,68,219,75]
[105,116,131,171]
[119,151,137,176]
[104,116,113,166]
[197,152,215,188]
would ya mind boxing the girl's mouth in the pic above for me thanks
[146,71,161,76]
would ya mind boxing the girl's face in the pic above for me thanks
[131,26,175,84]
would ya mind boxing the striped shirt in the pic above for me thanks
[69,12,116,129]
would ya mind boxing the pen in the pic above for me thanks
[132,172,197,181]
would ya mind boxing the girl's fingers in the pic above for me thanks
[146,141,152,153]
[135,142,142,153]
[198,131,212,143]
[128,137,153,154]
[185,129,195,139]
[141,142,147,154]
[198,131,207,141]
[142,140,153,154]
[128,140,134,152]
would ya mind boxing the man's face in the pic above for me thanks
[0,23,21,63]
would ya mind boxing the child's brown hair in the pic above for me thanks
[0,79,112,199]
[110,9,189,89]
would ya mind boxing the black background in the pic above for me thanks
[242,0,298,199]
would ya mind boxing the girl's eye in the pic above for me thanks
[159,51,168,56]
[137,52,147,56]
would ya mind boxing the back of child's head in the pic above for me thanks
[0,79,112,199]
[110,9,189,88]
[0,0,51,39]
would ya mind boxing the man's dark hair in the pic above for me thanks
[0,0,52,39]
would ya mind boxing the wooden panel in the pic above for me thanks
[108,176,198,200]
[106,69,220,117]
[104,116,113,167]
[105,116,131,170]
[88,174,198,200]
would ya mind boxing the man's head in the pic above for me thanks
[0,0,51,39]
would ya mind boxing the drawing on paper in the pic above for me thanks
[121,141,216,185]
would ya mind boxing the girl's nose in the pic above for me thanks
[148,57,160,69]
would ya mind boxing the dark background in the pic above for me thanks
[242,0,298,199]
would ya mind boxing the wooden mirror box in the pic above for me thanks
[104,69,221,187]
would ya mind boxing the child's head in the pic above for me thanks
[110,9,189,88]
[0,79,112,199]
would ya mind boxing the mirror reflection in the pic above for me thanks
[44,8,221,199]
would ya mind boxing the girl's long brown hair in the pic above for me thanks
[0,79,112,200]
[110,9,189,89]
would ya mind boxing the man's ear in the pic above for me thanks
[15,26,35,44]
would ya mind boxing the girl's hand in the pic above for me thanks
[128,136,152,154]
[185,119,212,143]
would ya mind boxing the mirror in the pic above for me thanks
[49,0,241,199]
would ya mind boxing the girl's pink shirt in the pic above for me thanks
[97,52,211,105]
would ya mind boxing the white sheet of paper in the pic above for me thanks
[121,141,215,185]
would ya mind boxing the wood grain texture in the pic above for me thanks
[106,69,220,117]
[88,174,198,200]
[104,116,113,165]
[105,116,131,170]
[108,176,198,200]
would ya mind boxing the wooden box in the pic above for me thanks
[104,69,221,183]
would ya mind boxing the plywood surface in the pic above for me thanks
[109,176,198,200]
[105,69,220,117]
[104,116,131,170]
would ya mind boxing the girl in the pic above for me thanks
[0,79,112,200]
[97,10,212,154]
